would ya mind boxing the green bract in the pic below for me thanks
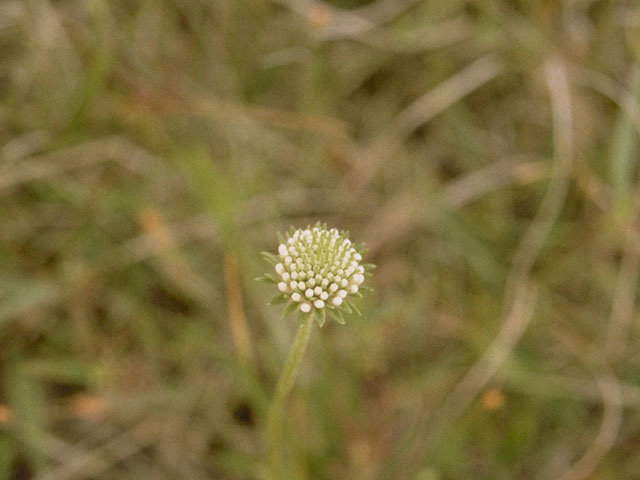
[260,224,373,326]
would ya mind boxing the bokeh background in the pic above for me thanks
[3,0,640,479]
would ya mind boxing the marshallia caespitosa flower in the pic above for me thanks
[259,224,373,326]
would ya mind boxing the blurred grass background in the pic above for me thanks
[2,0,640,478]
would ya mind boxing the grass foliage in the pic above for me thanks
[2,0,640,478]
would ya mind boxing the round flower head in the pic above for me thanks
[260,223,373,326]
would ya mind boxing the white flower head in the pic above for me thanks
[260,223,374,326]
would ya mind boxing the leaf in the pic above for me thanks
[314,308,327,327]
[5,357,47,472]
[346,300,361,316]
[0,275,59,329]
[355,242,369,254]
[329,309,345,325]
[609,67,640,206]
[266,273,280,282]
[254,273,278,284]
[283,301,299,318]
[21,357,102,387]
[174,148,242,247]
[268,294,289,305]
[0,433,15,480]
[260,251,280,265]
[277,231,286,244]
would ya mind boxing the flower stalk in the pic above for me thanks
[266,314,314,479]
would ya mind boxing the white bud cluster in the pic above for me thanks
[274,226,365,313]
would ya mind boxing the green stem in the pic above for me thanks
[267,315,314,480]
